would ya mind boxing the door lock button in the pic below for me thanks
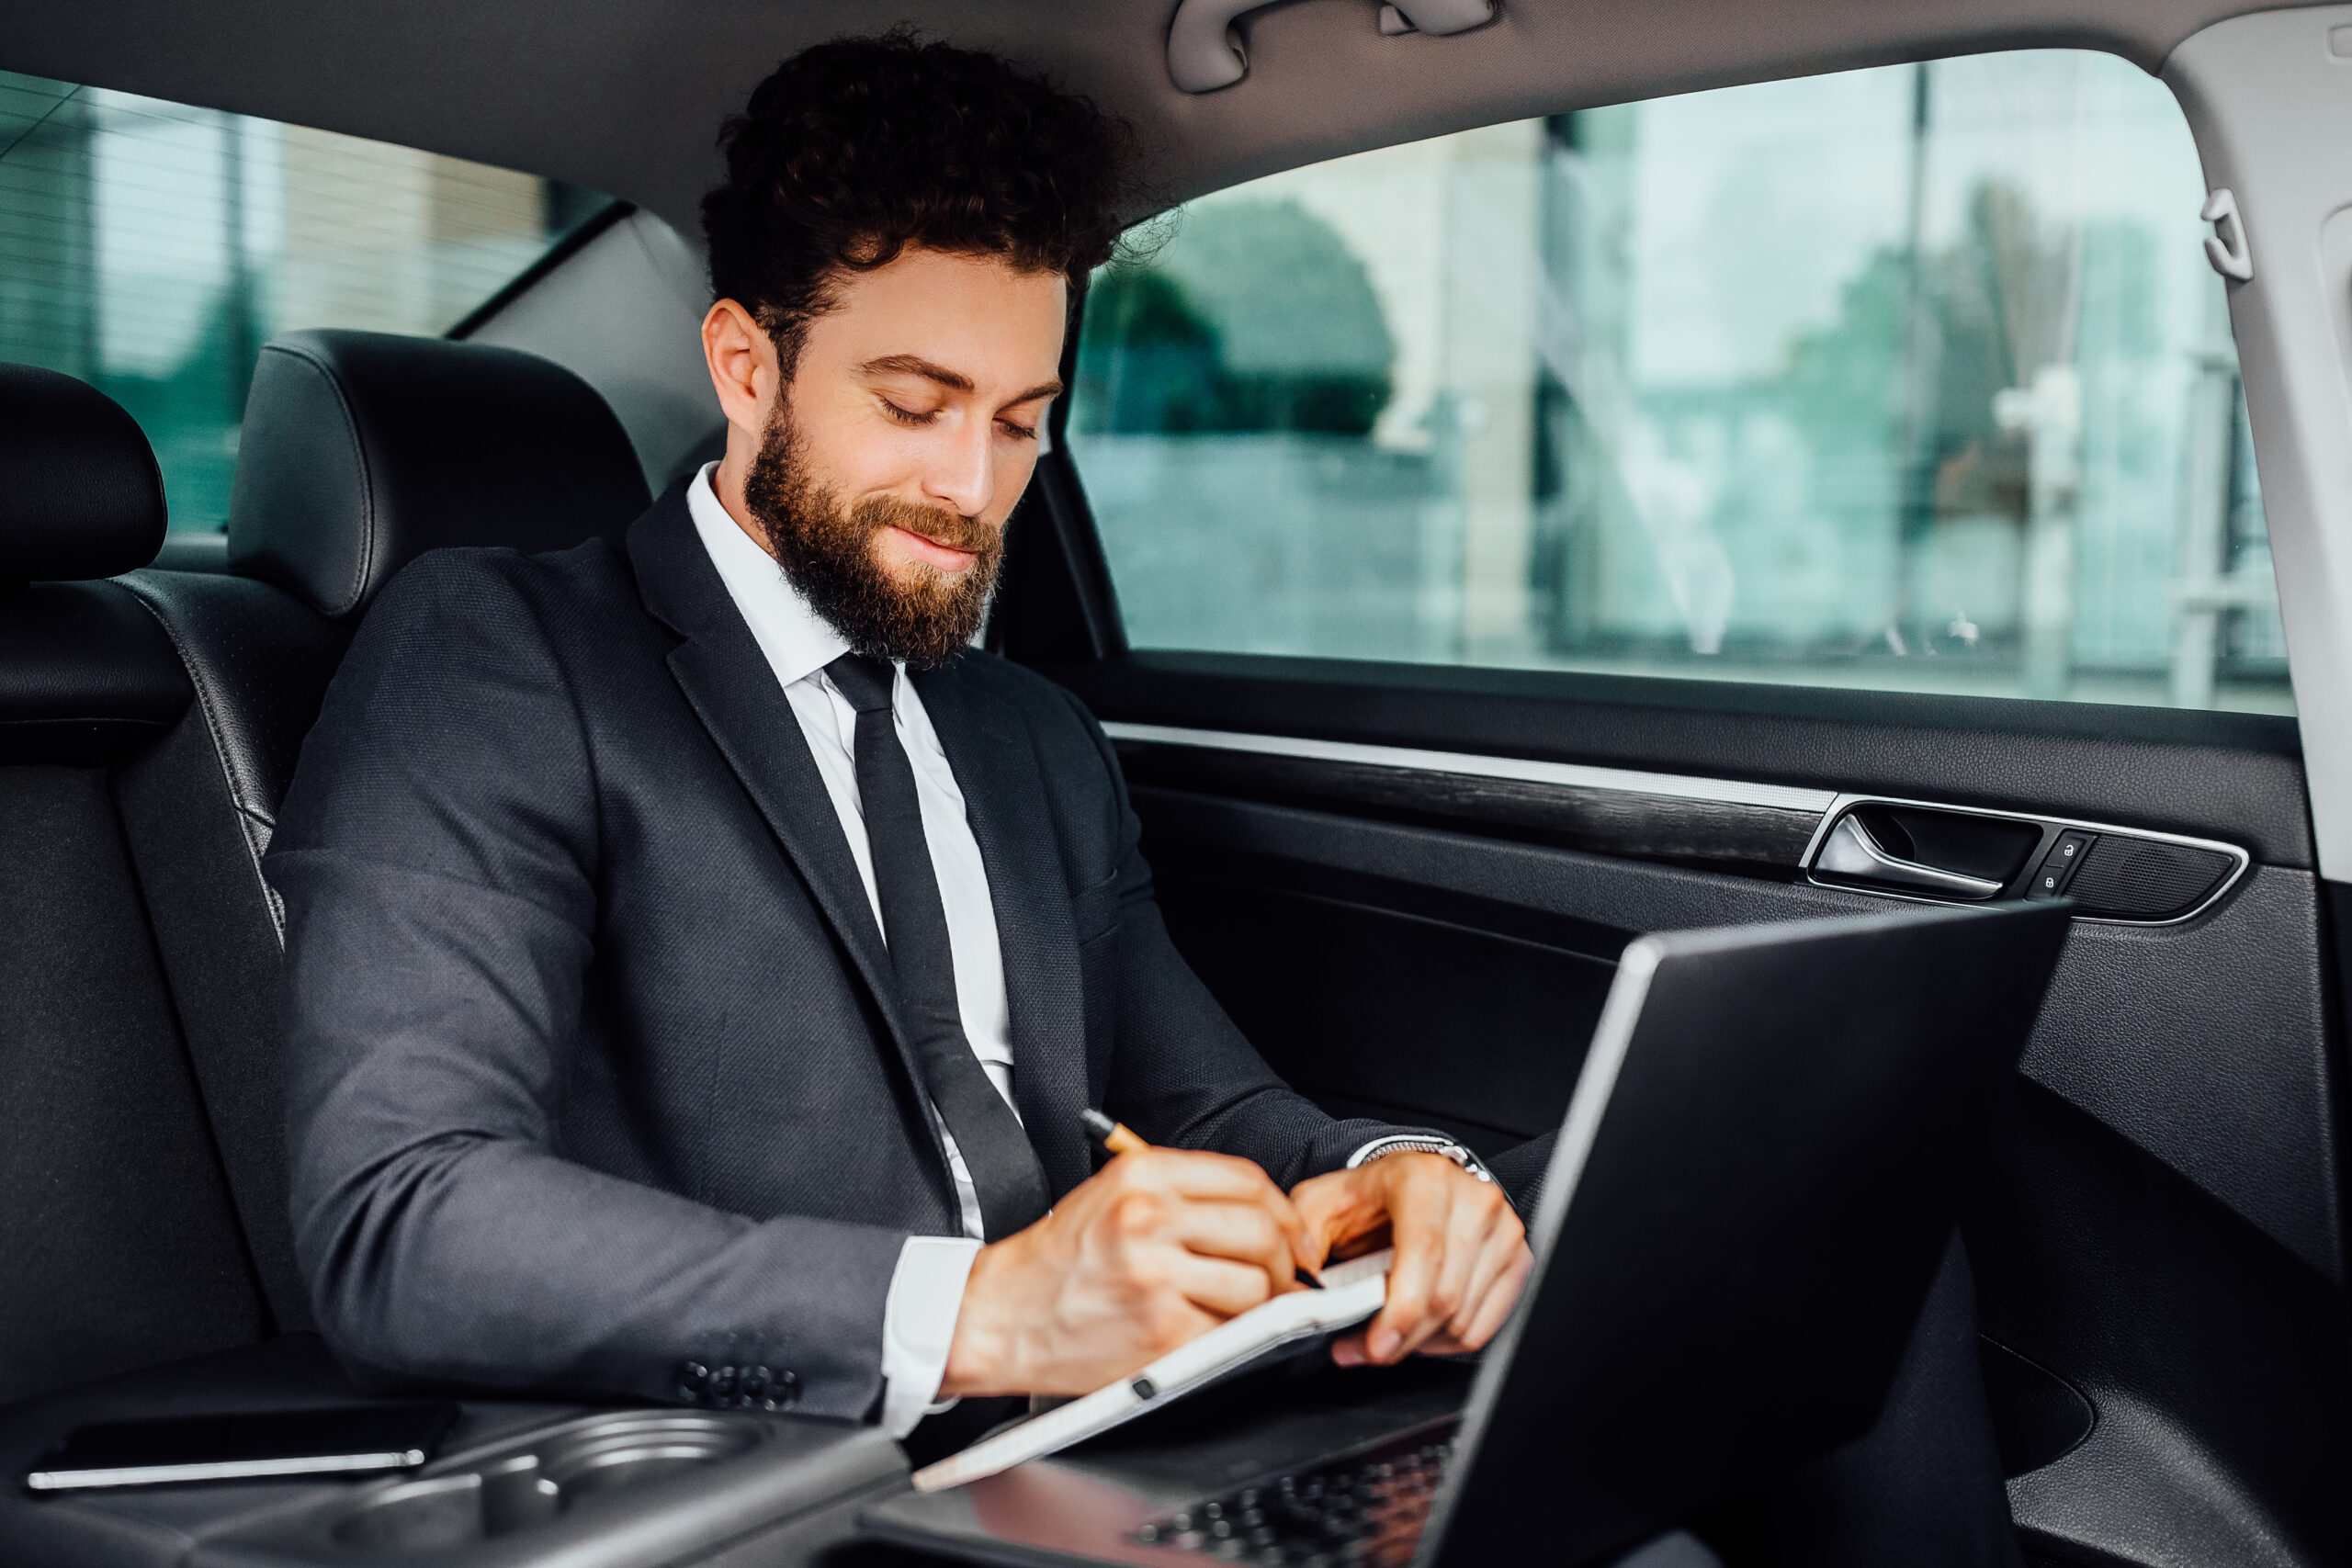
[2027,830,2098,899]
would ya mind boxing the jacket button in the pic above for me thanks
[710,1365,739,1404]
[677,1361,709,1401]
[741,1366,770,1404]
[759,1370,801,1411]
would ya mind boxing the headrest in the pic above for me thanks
[227,331,653,620]
[0,363,167,582]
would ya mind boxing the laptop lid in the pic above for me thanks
[1421,899,2070,1567]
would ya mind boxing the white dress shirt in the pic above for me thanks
[687,465,997,1437]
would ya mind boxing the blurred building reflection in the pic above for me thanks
[1071,51,2290,715]
[0,71,605,530]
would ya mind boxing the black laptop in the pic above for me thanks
[864,900,2071,1568]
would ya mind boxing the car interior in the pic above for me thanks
[3,1,2350,1565]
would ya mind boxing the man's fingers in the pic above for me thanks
[1444,1209,1528,1341]
[1121,1149,1317,1276]
[1380,1174,1487,1361]
[1125,1147,1291,1203]
[1425,1200,1487,1341]
[1164,1198,1310,1299]
[1448,1222,1523,1344]
[1426,1239,1533,1356]
[1289,1169,1389,1265]
[1165,1249,1284,1319]
[1351,1161,1534,1364]
[1287,1176,1350,1250]
[1455,1244,1532,1350]
[1366,1193,1445,1362]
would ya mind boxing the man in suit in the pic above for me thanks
[272,32,1531,1449]
[277,37,2028,1565]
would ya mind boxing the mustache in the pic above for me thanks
[855,495,995,558]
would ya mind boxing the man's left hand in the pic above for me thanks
[1288,1153,1532,1367]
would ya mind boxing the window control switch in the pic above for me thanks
[2027,831,2098,899]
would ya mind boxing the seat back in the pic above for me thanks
[0,365,268,1404]
[114,331,653,1334]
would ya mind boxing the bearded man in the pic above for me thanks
[270,33,1531,1459]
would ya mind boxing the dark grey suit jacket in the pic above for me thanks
[269,484,1436,1420]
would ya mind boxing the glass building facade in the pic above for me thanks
[0,70,608,532]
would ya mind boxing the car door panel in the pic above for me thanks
[1102,730,2347,1567]
[1110,754,2337,1271]
[995,441,2351,1565]
[1058,651,2314,870]
[1974,1078,2349,1566]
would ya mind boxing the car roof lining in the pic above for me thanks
[0,0,2301,241]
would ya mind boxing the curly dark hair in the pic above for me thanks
[702,30,1136,369]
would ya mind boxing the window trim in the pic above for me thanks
[1039,649,2311,869]
[2166,13,2351,881]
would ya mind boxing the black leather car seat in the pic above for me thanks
[0,365,270,1404]
[113,329,653,1338]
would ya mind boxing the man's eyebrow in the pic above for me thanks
[861,354,1062,404]
[861,354,974,392]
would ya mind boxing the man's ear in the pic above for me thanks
[701,299,776,440]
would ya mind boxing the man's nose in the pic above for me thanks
[923,416,996,520]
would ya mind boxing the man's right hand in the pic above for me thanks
[940,1148,1320,1397]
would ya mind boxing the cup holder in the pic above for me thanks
[330,1412,762,1553]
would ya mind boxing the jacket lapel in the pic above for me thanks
[914,660,1092,1200]
[625,489,949,1179]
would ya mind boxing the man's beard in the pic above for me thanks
[743,408,1004,669]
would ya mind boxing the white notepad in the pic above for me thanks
[911,1249,1394,1492]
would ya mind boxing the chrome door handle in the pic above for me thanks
[1814,815,2005,899]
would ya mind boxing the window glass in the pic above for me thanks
[1069,51,2289,714]
[0,71,610,531]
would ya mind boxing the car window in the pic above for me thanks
[1068,50,2288,715]
[0,70,611,533]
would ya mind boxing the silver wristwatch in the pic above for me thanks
[1346,1134,1496,1184]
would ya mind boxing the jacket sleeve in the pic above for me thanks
[1056,690,1449,1190]
[268,551,903,1419]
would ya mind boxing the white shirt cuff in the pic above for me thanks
[879,1234,982,1438]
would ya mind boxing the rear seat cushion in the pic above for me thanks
[0,366,265,1404]
[0,767,267,1404]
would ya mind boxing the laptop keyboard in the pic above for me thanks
[1130,1432,1457,1567]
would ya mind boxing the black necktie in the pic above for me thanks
[824,653,1051,1240]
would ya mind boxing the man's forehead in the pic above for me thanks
[814,249,1066,392]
